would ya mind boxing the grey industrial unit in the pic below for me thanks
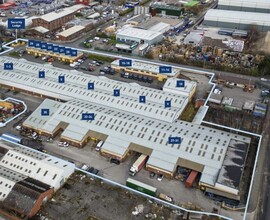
[203,9,270,32]
[217,0,270,13]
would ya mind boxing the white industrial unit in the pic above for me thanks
[203,9,270,31]
[218,0,270,13]
[116,27,164,45]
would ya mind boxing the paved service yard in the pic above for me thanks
[181,71,213,100]
[221,86,261,103]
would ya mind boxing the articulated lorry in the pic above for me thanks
[129,154,148,176]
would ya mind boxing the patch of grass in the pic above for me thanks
[88,54,115,62]
[109,39,116,45]
[83,42,92,48]
[180,102,197,122]
[9,51,20,57]
[119,8,134,16]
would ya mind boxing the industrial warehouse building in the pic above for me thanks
[32,4,85,31]
[217,0,270,13]
[56,25,86,41]
[0,57,251,203]
[203,9,270,31]
[26,42,84,63]
[110,59,180,81]
[116,27,164,52]
[163,78,197,101]
[150,4,184,17]
[0,140,75,218]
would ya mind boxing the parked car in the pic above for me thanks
[89,167,99,175]
[81,164,90,171]
[88,66,95,71]
[157,174,164,182]
[48,57,54,62]
[97,60,104,65]
[16,125,22,131]
[70,62,80,68]
[128,73,134,79]
[80,66,88,71]
[147,77,153,83]
[58,141,69,147]
[133,74,138,80]
[81,55,87,60]
[110,158,120,165]
[95,140,104,151]
[142,76,148,82]
[77,59,84,63]
[149,172,156,178]
[41,56,48,61]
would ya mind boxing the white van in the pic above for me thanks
[95,140,104,151]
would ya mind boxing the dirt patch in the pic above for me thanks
[31,173,182,220]
[252,32,270,55]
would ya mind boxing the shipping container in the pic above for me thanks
[185,170,198,188]
[126,178,157,196]
[218,29,234,36]
[1,133,22,144]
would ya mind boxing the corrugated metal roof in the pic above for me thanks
[57,25,85,37]
[0,57,251,188]
[0,56,187,123]
[38,4,85,22]
[0,140,75,191]
[111,59,180,76]
[117,27,162,41]
[218,0,270,9]
[204,9,270,26]
[24,98,251,187]
[163,77,197,96]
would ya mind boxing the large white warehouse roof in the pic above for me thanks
[117,27,162,41]
[0,140,75,191]
[218,0,270,10]
[204,9,270,26]
[0,57,250,193]
[23,98,250,190]
[0,57,188,123]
